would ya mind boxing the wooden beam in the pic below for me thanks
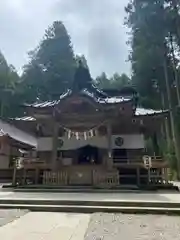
[51,121,59,170]
[12,164,17,186]
[22,168,26,185]
[137,167,140,186]
[35,168,39,184]
[107,123,113,169]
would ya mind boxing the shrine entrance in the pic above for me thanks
[78,145,100,164]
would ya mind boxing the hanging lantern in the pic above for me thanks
[84,132,87,140]
[68,130,71,139]
[75,132,79,140]
[90,130,93,137]
[95,129,98,137]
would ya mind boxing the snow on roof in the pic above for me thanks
[28,93,132,108]
[135,107,167,116]
[24,85,134,109]
[25,100,59,108]
[14,116,36,121]
[98,96,131,104]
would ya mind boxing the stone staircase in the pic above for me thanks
[0,198,180,215]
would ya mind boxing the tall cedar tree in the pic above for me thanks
[95,72,130,89]
[21,21,76,102]
[0,51,19,118]
[125,0,180,177]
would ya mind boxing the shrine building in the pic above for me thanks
[10,62,169,188]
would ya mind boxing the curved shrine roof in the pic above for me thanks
[24,63,137,109]
[22,64,166,117]
[24,87,133,109]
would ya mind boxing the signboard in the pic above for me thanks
[143,155,152,169]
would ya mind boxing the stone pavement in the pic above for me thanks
[1,211,180,239]
[0,212,90,240]
[84,213,180,240]
[0,209,28,227]
[1,190,180,203]
[0,189,180,239]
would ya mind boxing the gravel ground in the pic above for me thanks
[84,213,180,240]
[0,209,28,227]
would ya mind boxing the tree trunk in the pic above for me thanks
[163,55,180,179]
[51,120,59,171]
[169,34,180,105]
[107,123,113,169]
[161,92,171,149]
[0,101,4,118]
[171,0,180,47]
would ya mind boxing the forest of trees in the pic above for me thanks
[0,21,130,118]
[125,0,180,178]
[0,1,180,177]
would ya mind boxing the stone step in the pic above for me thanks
[12,184,140,193]
[0,199,180,209]
[13,188,142,193]
[0,203,180,214]
[6,183,177,193]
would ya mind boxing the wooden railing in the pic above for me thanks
[20,157,169,186]
[22,155,168,170]
[43,171,68,185]
[22,158,50,169]
[113,156,168,167]
[93,169,119,188]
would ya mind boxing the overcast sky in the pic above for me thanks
[0,0,130,78]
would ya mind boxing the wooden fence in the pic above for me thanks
[43,171,68,185]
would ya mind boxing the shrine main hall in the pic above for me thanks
[1,63,169,188]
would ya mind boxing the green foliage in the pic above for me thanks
[95,72,111,89]
[0,51,20,118]
[95,72,131,89]
[21,21,76,102]
[125,0,180,175]
[0,20,132,119]
[125,0,180,109]
[75,55,89,69]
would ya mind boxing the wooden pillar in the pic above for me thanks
[161,118,171,151]
[164,168,168,184]
[102,152,107,166]
[161,93,171,150]
[161,168,165,184]
[137,167,140,186]
[147,168,151,184]
[107,123,113,169]
[12,161,17,186]
[35,168,39,184]
[11,147,16,186]
[22,168,27,185]
[51,121,59,171]
[152,132,160,156]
